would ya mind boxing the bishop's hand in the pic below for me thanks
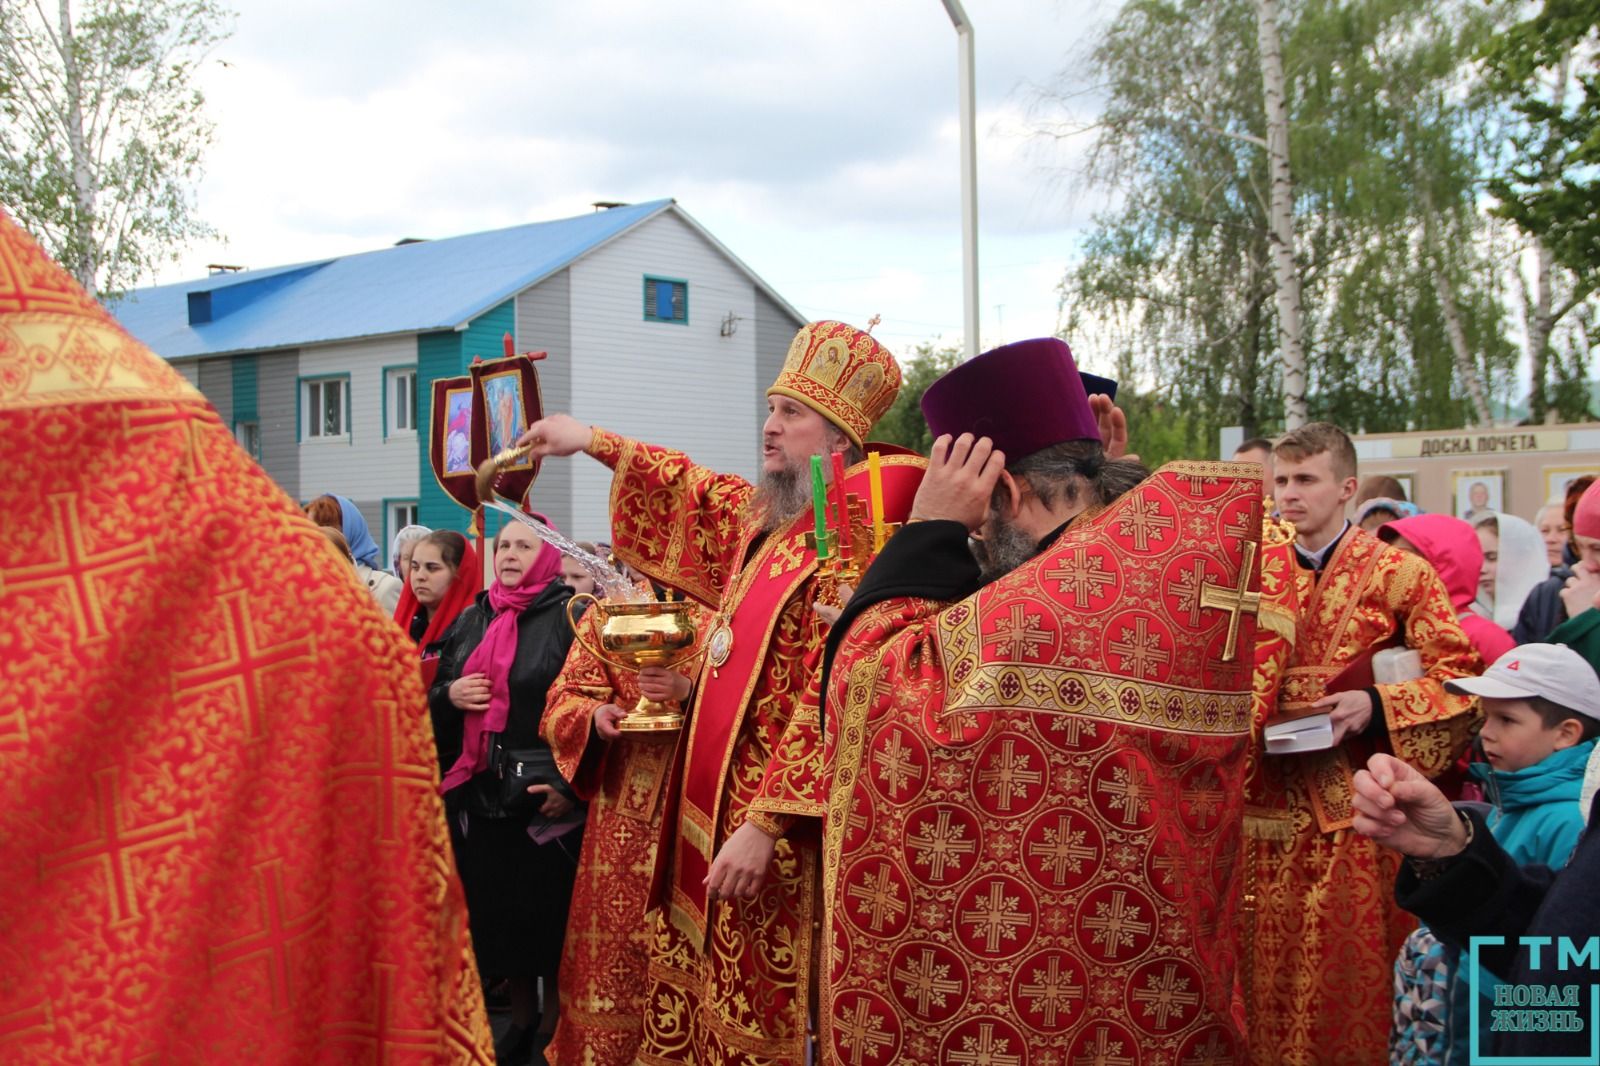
[516,413,593,458]
[705,820,777,901]
[1089,394,1138,463]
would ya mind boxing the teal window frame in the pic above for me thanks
[296,372,353,443]
[383,497,421,556]
[381,363,418,438]
[642,275,689,325]
[233,419,262,460]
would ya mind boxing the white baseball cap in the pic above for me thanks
[1446,643,1600,721]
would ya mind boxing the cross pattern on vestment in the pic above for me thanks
[574,908,609,961]
[321,962,440,1064]
[1073,1025,1137,1066]
[984,603,1051,661]
[1184,766,1225,830]
[907,809,977,881]
[1019,955,1082,1027]
[1222,510,1255,545]
[172,589,316,740]
[768,532,807,579]
[977,738,1043,812]
[1082,890,1151,959]
[1181,1030,1237,1066]
[1172,471,1220,498]
[1198,541,1261,660]
[123,406,211,482]
[1132,963,1201,1029]
[872,730,920,799]
[847,862,908,933]
[39,767,195,926]
[1044,550,1115,608]
[1,493,154,643]
[947,1022,1022,1066]
[1108,617,1170,680]
[1096,765,1152,827]
[1028,816,1097,884]
[1046,714,1097,746]
[1116,496,1174,551]
[330,699,436,842]
[1152,843,1186,891]
[208,859,328,1012]
[960,882,1029,953]
[835,996,895,1066]
[891,947,961,1016]
[1171,558,1211,627]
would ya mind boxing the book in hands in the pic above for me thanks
[1265,710,1334,754]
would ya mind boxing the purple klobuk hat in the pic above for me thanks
[920,338,1112,459]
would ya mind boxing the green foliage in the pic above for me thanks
[0,0,231,296]
[873,343,963,453]
[1482,0,1600,276]
[1047,0,1527,448]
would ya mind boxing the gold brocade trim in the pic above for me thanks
[937,657,1254,736]
[1258,602,1297,643]
[679,802,713,858]
[0,314,203,410]
[1244,809,1296,842]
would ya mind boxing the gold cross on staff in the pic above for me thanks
[865,313,881,334]
[1199,541,1262,660]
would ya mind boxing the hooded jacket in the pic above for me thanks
[1471,738,1596,867]
[1381,514,1515,665]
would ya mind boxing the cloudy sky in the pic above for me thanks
[166,0,1121,364]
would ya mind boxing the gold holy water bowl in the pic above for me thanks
[567,593,701,733]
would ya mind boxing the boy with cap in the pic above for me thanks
[1393,643,1599,1064]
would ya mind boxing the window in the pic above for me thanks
[301,376,347,440]
[234,420,261,460]
[385,366,417,436]
[643,276,688,324]
[388,500,419,542]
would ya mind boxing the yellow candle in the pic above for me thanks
[868,451,886,550]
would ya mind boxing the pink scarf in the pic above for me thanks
[439,519,563,793]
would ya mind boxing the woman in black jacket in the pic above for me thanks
[429,517,582,1061]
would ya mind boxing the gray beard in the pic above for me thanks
[974,516,1040,583]
[748,464,810,533]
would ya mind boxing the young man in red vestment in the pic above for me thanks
[819,338,1259,1065]
[517,322,907,1063]
[1245,422,1480,1064]
[0,211,492,1062]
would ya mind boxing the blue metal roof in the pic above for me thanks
[108,199,675,359]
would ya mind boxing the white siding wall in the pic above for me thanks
[297,335,420,505]
[171,359,200,387]
[568,211,760,537]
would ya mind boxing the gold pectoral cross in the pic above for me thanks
[1199,541,1262,660]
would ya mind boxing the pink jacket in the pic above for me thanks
[1381,513,1513,665]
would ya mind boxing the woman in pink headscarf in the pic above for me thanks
[428,515,583,1060]
[1379,513,1514,665]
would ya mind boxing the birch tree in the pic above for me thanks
[1253,0,1307,429]
[0,0,231,297]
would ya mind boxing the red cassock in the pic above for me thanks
[822,462,1266,1065]
[0,210,492,1063]
[540,604,701,1066]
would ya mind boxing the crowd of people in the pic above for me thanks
[11,197,1600,1065]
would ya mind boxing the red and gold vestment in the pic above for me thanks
[0,211,491,1062]
[590,428,920,1065]
[541,605,700,1066]
[822,462,1265,1065]
[1245,525,1481,1065]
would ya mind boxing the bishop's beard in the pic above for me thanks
[973,514,1040,584]
[747,463,811,534]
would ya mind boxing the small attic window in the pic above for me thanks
[643,276,688,325]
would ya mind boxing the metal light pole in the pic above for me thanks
[940,0,979,359]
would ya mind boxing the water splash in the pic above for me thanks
[482,500,647,603]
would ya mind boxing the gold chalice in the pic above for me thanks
[567,592,701,733]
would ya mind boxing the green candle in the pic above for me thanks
[810,455,830,559]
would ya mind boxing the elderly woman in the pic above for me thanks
[428,517,583,1061]
[304,494,404,613]
[390,523,432,584]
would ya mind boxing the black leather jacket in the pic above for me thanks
[427,581,577,818]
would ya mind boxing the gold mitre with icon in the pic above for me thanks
[766,320,901,447]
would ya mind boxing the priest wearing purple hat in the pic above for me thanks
[817,337,1267,1065]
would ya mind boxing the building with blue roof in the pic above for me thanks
[109,200,806,555]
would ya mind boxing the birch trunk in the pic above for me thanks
[58,0,98,294]
[1254,0,1307,429]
